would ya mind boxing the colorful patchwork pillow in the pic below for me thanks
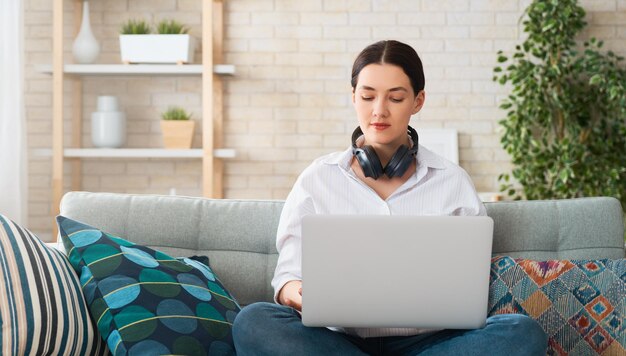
[57,216,241,356]
[489,256,625,356]
[0,214,108,355]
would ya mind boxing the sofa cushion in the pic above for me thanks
[489,256,625,355]
[57,216,240,356]
[0,214,108,355]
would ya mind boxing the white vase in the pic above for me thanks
[92,96,126,148]
[72,1,100,64]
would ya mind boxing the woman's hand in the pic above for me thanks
[278,280,303,311]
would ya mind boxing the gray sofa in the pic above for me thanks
[60,191,625,307]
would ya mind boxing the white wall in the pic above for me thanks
[24,0,626,240]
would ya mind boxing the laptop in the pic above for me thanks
[301,214,494,329]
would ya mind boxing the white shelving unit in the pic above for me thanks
[48,0,231,233]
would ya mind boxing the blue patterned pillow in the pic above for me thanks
[57,216,240,356]
[489,256,625,356]
[0,214,107,355]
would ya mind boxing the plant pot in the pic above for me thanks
[160,120,195,149]
[119,34,196,64]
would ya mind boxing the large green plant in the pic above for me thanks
[494,0,626,208]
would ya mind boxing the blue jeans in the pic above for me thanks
[233,303,547,356]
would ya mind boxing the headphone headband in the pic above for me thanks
[351,126,419,152]
[351,125,419,179]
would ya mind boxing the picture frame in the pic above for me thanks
[417,128,459,164]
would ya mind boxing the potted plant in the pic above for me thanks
[493,0,626,208]
[160,106,195,149]
[119,19,196,64]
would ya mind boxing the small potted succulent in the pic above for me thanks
[160,106,195,149]
[119,19,196,64]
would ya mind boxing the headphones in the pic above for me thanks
[352,125,419,180]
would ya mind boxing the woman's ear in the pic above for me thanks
[351,88,356,104]
[412,90,425,114]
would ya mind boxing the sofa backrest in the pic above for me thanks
[60,191,283,306]
[59,192,624,305]
[485,197,624,260]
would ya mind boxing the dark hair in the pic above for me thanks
[351,40,425,96]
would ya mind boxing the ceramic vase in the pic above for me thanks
[72,1,100,64]
[92,96,126,148]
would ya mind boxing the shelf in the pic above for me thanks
[47,0,228,232]
[35,64,235,76]
[33,148,236,159]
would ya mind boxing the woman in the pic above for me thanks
[233,40,547,355]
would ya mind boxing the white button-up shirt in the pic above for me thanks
[271,144,487,338]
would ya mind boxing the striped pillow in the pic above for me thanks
[0,214,107,355]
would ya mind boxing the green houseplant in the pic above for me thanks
[493,0,626,209]
[160,106,195,149]
[156,20,189,35]
[119,19,196,64]
[120,19,151,35]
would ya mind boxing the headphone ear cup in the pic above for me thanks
[356,145,384,179]
[384,144,410,178]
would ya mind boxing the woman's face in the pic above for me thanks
[352,63,425,149]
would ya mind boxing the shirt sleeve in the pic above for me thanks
[451,169,487,217]
[271,173,315,303]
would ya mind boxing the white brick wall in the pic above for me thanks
[24,0,626,240]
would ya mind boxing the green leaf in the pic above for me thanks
[541,20,556,33]
[589,74,602,85]
[559,170,569,183]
